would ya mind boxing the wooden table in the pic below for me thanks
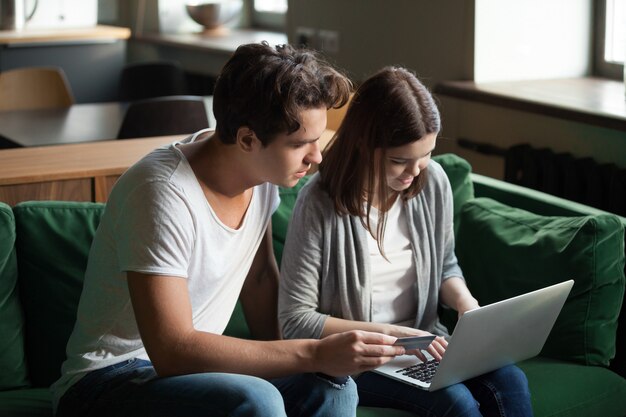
[0,129,336,206]
[0,135,183,205]
[0,97,215,148]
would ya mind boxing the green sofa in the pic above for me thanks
[1,154,625,417]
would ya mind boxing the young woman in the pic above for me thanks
[278,67,533,417]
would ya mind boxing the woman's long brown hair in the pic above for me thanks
[319,66,441,257]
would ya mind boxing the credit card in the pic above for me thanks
[393,335,436,350]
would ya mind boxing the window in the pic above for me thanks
[251,0,286,31]
[605,0,625,63]
[254,0,287,13]
[595,0,625,79]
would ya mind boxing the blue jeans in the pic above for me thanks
[56,358,358,417]
[356,364,533,417]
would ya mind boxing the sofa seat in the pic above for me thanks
[518,357,626,417]
[0,388,52,417]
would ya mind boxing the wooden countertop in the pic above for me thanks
[434,77,626,132]
[0,24,131,45]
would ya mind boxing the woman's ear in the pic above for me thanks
[236,126,261,152]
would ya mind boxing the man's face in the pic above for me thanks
[257,107,327,188]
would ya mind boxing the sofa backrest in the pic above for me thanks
[0,203,29,391]
[13,201,105,388]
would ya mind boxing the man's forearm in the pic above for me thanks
[154,331,317,378]
[152,329,405,379]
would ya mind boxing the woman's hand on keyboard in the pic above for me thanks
[406,334,447,362]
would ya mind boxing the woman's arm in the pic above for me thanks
[278,184,332,340]
[322,317,426,338]
[440,277,479,317]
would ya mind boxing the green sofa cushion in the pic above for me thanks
[0,203,29,391]
[432,153,475,235]
[14,201,104,388]
[223,300,251,340]
[272,177,312,267]
[357,407,414,417]
[457,197,625,366]
[517,357,626,417]
[0,388,52,417]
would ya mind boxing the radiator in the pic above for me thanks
[504,144,626,217]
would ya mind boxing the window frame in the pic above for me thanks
[594,0,625,79]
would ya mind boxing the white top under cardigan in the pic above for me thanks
[278,160,463,340]
[366,198,417,326]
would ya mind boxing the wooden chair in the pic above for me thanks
[117,95,209,139]
[119,61,188,101]
[326,92,353,131]
[0,67,75,111]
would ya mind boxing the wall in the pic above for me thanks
[287,0,474,83]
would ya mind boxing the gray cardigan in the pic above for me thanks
[278,160,463,340]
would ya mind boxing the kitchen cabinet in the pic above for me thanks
[0,25,131,103]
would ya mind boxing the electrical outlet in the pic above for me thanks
[318,29,339,54]
[295,27,317,49]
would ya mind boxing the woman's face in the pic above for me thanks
[377,132,438,194]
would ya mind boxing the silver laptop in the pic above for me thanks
[374,280,574,391]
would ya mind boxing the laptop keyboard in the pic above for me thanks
[395,359,439,383]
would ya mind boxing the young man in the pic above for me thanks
[51,43,405,417]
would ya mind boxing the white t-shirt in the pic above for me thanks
[51,131,280,408]
[365,197,417,326]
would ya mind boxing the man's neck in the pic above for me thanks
[183,132,260,199]
[180,133,259,229]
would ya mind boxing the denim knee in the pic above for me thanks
[272,373,358,417]
[435,384,481,417]
[235,377,287,416]
[464,365,533,417]
[310,374,358,416]
[490,364,531,396]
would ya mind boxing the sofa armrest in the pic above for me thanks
[472,173,626,224]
